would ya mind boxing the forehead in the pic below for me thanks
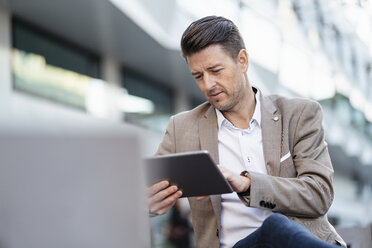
[187,44,235,69]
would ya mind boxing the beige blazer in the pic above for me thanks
[156,90,346,247]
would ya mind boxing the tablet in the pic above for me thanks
[144,151,233,197]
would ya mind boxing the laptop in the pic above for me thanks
[0,124,150,248]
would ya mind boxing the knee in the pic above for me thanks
[261,213,303,237]
[262,213,289,228]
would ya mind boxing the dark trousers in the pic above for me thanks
[233,213,339,248]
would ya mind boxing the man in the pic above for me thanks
[148,16,346,247]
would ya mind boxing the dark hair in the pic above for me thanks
[181,16,246,60]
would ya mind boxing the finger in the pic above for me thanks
[150,190,183,214]
[155,202,176,216]
[217,165,228,175]
[217,164,227,171]
[196,196,207,200]
[218,166,229,178]
[147,180,169,196]
[148,185,178,206]
[155,194,182,215]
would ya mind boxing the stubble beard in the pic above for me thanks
[210,86,244,112]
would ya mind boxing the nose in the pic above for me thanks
[203,74,216,90]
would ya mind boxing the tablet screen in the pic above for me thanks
[144,151,233,197]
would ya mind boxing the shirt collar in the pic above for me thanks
[215,88,262,130]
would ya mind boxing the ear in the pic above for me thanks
[237,49,249,72]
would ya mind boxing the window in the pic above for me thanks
[332,93,352,126]
[12,18,100,110]
[122,69,174,132]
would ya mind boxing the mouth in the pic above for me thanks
[209,91,223,98]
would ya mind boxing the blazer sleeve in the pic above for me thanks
[239,101,334,218]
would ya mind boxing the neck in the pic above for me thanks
[222,86,256,129]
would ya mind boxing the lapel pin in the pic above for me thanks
[272,116,279,121]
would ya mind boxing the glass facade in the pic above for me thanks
[12,19,100,78]
[122,69,174,132]
[321,93,372,141]
[12,18,100,110]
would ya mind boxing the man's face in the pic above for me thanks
[187,44,248,112]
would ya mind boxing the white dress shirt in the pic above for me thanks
[217,90,272,248]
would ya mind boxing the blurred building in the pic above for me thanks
[1,0,372,247]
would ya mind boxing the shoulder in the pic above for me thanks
[172,101,212,122]
[265,94,322,115]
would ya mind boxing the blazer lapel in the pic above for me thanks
[198,105,222,230]
[260,94,282,176]
[199,105,219,163]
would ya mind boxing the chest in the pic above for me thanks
[217,127,268,175]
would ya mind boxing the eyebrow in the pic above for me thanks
[191,64,223,75]
[207,64,223,70]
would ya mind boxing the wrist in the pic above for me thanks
[238,170,251,196]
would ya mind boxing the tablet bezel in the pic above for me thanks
[144,150,233,197]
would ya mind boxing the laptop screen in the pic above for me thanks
[0,126,150,248]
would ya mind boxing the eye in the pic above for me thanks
[194,74,202,80]
[212,69,222,74]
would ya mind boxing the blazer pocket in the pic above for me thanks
[279,151,296,178]
[280,151,291,163]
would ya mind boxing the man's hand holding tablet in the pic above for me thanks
[145,151,234,216]
[147,180,182,216]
